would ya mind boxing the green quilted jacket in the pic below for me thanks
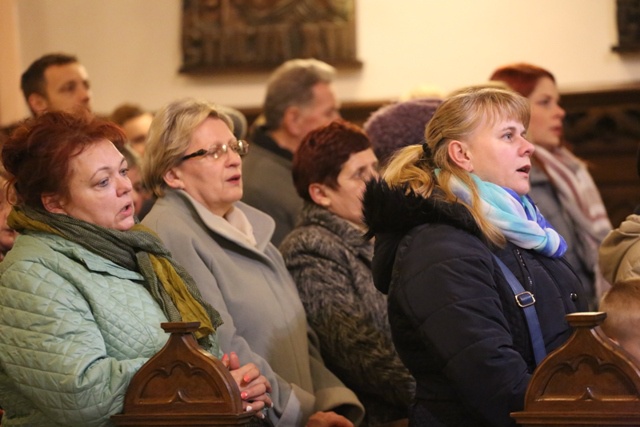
[0,230,208,426]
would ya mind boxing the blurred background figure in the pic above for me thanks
[20,52,92,116]
[599,279,640,364]
[364,98,442,168]
[243,58,340,245]
[599,209,640,285]
[281,120,415,426]
[219,104,249,141]
[0,164,17,260]
[599,147,640,284]
[490,63,612,308]
[109,103,154,156]
[119,144,153,218]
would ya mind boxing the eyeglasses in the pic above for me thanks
[180,140,249,162]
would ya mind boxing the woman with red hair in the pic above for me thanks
[0,111,271,426]
[490,63,612,307]
[280,120,415,426]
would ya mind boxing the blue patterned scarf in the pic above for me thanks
[445,172,567,258]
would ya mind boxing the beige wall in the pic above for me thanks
[13,0,640,118]
[0,0,23,124]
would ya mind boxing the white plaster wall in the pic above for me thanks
[15,0,640,117]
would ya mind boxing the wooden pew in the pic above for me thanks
[111,322,256,426]
[512,312,640,426]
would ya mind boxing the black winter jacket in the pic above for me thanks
[363,181,587,427]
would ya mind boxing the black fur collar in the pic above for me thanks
[362,179,484,241]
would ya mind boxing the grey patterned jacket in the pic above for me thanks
[280,202,415,426]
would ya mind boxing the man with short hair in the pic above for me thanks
[243,58,340,245]
[21,53,92,116]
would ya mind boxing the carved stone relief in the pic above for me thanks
[613,0,640,52]
[181,0,360,73]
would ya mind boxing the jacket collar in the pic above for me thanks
[250,125,293,161]
[362,180,486,295]
[26,231,144,281]
[299,202,373,262]
[363,179,484,240]
[166,189,276,253]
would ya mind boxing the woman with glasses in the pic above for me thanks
[141,99,364,427]
[280,120,414,427]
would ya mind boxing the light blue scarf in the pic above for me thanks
[445,172,567,258]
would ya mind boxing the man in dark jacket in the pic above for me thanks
[243,58,339,245]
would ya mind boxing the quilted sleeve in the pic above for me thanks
[0,259,148,427]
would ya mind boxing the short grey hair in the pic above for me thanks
[142,98,232,197]
[263,58,336,129]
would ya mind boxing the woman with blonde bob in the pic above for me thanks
[363,87,587,427]
[141,99,364,427]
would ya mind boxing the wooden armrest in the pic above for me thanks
[512,312,640,426]
[112,322,255,426]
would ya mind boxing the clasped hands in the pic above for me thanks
[222,352,354,426]
[222,351,273,418]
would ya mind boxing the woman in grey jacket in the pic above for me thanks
[280,120,415,426]
[0,111,271,427]
[141,99,364,427]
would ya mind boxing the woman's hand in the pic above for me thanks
[222,351,273,416]
[306,411,354,427]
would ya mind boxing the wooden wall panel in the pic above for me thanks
[242,84,640,228]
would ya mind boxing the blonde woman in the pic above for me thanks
[363,88,587,427]
[490,63,612,306]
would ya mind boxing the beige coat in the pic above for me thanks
[142,190,363,427]
[599,214,640,285]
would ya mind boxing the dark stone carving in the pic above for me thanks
[180,0,361,74]
[613,0,640,52]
